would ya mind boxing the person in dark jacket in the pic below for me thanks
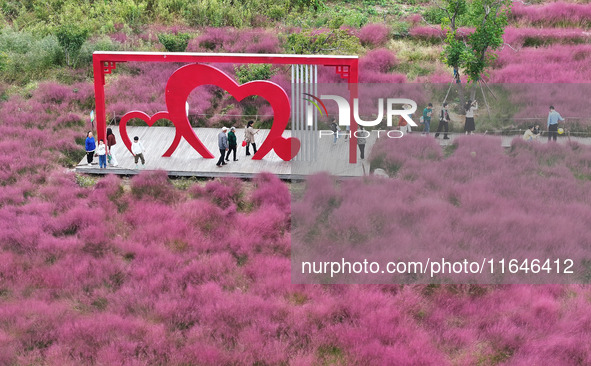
[106,128,118,166]
[216,127,229,167]
[225,126,238,162]
[434,102,451,139]
[357,126,367,160]
[85,131,96,165]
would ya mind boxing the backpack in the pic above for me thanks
[330,122,337,132]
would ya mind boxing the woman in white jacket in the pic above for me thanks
[244,120,259,156]
[464,100,478,134]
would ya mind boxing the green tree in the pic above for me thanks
[439,0,511,83]
[463,0,511,82]
[55,24,88,67]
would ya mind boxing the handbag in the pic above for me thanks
[242,140,247,147]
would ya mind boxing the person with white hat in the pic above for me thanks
[216,127,229,167]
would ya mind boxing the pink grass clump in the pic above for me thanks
[191,27,280,54]
[492,44,591,83]
[358,23,390,47]
[503,26,591,47]
[360,48,398,73]
[511,1,591,27]
[130,170,180,204]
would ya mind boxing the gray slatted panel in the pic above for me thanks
[290,64,319,162]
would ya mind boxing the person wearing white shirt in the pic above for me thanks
[131,136,146,169]
[464,100,478,135]
[95,140,107,169]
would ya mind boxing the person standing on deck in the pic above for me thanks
[216,127,229,167]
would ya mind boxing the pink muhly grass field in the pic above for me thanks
[1,94,591,364]
[1,27,591,363]
[511,1,591,27]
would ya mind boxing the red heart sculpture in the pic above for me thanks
[273,136,301,161]
[118,111,196,157]
[165,64,300,161]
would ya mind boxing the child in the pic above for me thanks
[131,136,146,169]
[96,140,107,169]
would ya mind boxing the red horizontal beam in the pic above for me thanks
[93,51,358,66]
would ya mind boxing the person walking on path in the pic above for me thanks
[434,102,451,139]
[330,119,340,143]
[547,106,564,142]
[244,121,259,156]
[85,131,96,165]
[106,127,118,166]
[357,126,367,160]
[464,100,478,134]
[131,136,146,169]
[217,127,229,167]
[96,140,107,169]
[225,126,238,162]
[422,103,433,135]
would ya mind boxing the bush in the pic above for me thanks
[285,28,361,55]
[360,48,398,73]
[0,28,63,84]
[130,170,179,204]
[185,0,247,27]
[78,36,121,67]
[56,24,89,67]
[358,23,390,46]
[157,33,191,52]
[234,64,274,84]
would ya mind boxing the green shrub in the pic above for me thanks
[0,28,63,83]
[343,10,368,27]
[267,5,287,20]
[423,6,446,24]
[56,24,89,67]
[185,0,247,27]
[78,36,121,67]
[392,21,410,38]
[285,29,361,55]
[157,33,191,52]
[235,64,274,84]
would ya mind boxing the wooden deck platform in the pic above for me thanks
[76,127,589,179]
[75,127,369,179]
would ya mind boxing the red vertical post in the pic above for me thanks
[93,55,107,144]
[349,59,359,164]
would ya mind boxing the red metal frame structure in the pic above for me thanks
[93,51,359,163]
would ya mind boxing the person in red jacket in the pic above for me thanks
[106,128,118,166]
